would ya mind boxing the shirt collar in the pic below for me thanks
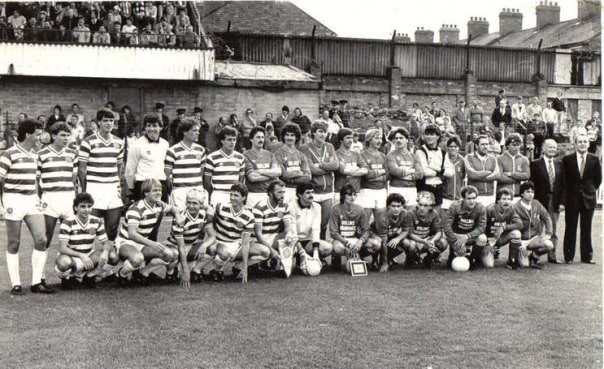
[297,199,311,209]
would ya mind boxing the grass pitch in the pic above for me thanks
[0,213,601,369]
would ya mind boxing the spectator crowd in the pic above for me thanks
[0,2,201,47]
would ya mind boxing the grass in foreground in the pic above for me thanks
[0,213,601,369]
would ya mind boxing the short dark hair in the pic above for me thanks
[310,121,327,136]
[282,105,290,113]
[50,122,71,136]
[267,180,285,194]
[178,118,200,138]
[339,184,356,204]
[519,181,535,195]
[296,182,314,196]
[495,188,513,202]
[17,119,43,142]
[447,137,461,147]
[337,128,354,142]
[423,124,441,136]
[461,186,479,199]
[230,183,248,202]
[143,115,161,127]
[73,192,94,209]
[386,193,405,207]
[96,108,115,120]
[474,134,489,147]
[280,123,301,143]
[388,127,410,141]
[219,126,238,141]
[249,126,266,140]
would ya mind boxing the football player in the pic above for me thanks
[210,183,270,283]
[359,129,389,220]
[334,128,367,205]
[367,193,408,273]
[402,191,448,269]
[496,134,530,197]
[387,127,422,208]
[114,178,184,284]
[0,120,53,294]
[204,127,245,207]
[166,188,216,286]
[512,181,554,269]
[465,135,499,207]
[485,188,523,268]
[55,193,119,289]
[273,123,312,204]
[244,127,282,207]
[444,185,490,270]
[327,184,373,271]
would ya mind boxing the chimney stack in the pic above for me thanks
[578,0,601,20]
[415,27,434,43]
[499,8,523,36]
[439,24,460,43]
[467,16,489,39]
[536,1,561,28]
[394,32,411,43]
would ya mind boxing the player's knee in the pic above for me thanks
[55,255,73,272]
[131,253,145,268]
[508,230,521,240]
[216,246,231,261]
[404,240,416,254]
[318,240,332,256]
[258,245,271,260]
[107,250,119,265]
[6,239,20,254]
[543,239,554,251]
[366,238,381,253]
[436,238,448,252]
[166,248,179,263]
[33,234,48,251]
[475,234,487,246]
[206,243,216,256]
[332,240,346,256]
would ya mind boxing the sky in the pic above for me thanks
[290,0,581,40]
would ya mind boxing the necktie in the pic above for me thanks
[580,155,586,177]
[547,160,555,189]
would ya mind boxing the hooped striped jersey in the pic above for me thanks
[78,132,124,184]
[204,149,245,192]
[38,146,78,193]
[59,215,108,252]
[214,203,255,243]
[252,199,290,237]
[167,208,213,246]
[164,142,206,188]
[118,199,169,241]
[0,143,39,195]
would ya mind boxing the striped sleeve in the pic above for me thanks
[126,207,141,226]
[243,211,255,232]
[78,139,91,162]
[238,155,246,179]
[96,218,108,242]
[116,141,125,165]
[204,155,214,177]
[0,151,11,178]
[59,220,72,240]
[72,154,79,177]
[164,147,176,170]
[252,206,264,224]
[171,217,184,239]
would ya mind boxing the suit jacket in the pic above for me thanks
[560,152,602,210]
[491,106,512,127]
[530,157,563,210]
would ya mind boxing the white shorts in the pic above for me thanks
[63,249,95,271]
[115,237,145,252]
[314,192,335,203]
[388,186,417,206]
[210,191,231,208]
[333,192,362,206]
[2,193,42,221]
[477,194,495,208]
[359,188,387,209]
[247,192,268,208]
[41,191,75,219]
[170,186,209,211]
[284,187,297,204]
[87,182,123,211]
[217,240,242,259]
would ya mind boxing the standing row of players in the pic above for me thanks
[1,108,600,294]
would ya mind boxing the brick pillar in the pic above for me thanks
[388,66,402,108]
[535,79,548,105]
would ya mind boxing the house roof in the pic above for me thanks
[195,1,336,37]
[457,13,601,51]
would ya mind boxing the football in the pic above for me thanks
[451,256,470,272]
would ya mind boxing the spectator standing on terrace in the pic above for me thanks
[73,17,91,43]
[66,104,84,126]
[8,9,26,40]
[88,11,102,32]
[139,23,158,46]
[23,17,39,42]
[542,101,558,139]
[122,17,137,44]
[291,108,312,145]
[492,98,512,128]
[495,89,507,108]
[512,96,528,133]
[144,2,157,26]
[61,8,78,30]
[452,100,470,145]
[469,98,484,131]
[47,105,66,131]
[176,8,190,28]
[182,25,199,47]
[526,97,543,124]
[275,106,292,139]
[552,91,566,126]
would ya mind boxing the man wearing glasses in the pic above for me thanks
[496,134,530,198]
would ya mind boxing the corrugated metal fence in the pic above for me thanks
[214,32,595,85]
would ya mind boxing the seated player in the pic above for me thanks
[401,191,448,269]
[114,178,185,284]
[288,182,332,268]
[366,193,408,273]
[485,188,523,268]
[327,184,373,271]
[251,180,297,272]
[165,188,216,286]
[444,185,490,270]
[512,181,554,270]
[55,193,119,289]
[210,183,270,283]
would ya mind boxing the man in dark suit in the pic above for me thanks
[491,99,512,128]
[530,139,563,263]
[561,134,602,264]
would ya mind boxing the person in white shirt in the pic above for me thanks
[125,115,170,202]
[511,96,527,132]
[65,103,85,126]
[542,101,558,139]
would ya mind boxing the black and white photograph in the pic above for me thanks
[0,0,601,367]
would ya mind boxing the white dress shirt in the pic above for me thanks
[125,135,169,188]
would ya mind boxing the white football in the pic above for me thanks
[451,256,470,272]
[305,259,321,276]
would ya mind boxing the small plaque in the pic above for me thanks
[349,260,368,277]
